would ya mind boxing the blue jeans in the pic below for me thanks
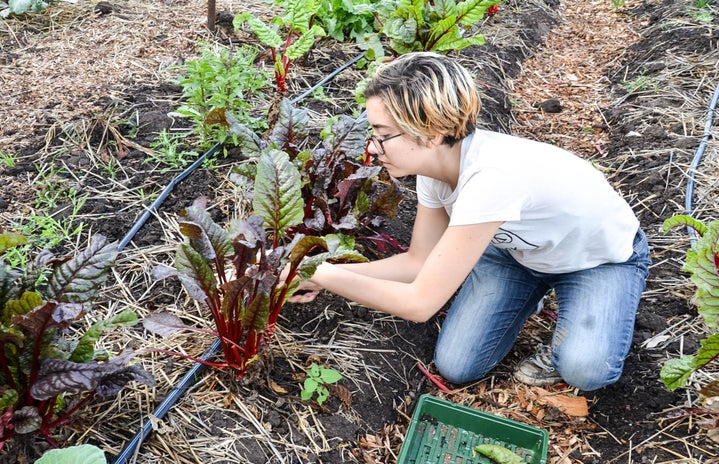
[434,229,651,391]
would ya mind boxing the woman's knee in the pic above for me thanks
[557,351,624,391]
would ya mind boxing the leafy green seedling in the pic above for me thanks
[234,0,326,95]
[301,363,342,405]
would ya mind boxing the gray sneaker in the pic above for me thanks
[513,344,563,386]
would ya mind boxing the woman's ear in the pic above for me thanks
[427,133,445,147]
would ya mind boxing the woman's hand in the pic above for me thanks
[287,279,322,303]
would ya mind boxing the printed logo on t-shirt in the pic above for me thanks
[492,228,539,250]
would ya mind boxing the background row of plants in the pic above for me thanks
[0,0,505,459]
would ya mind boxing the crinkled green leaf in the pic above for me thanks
[46,235,118,304]
[253,150,304,237]
[456,0,499,25]
[175,243,219,302]
[0,389,18,411]
[285,25,325,60]
[0,232,26,255]
[285,0,320,31]
[269,98,309,149]
[662,214,707,237]
[70,309,139,363]
[180,201,234,260]
[3,291,43,324]
[432,33,485,52]
[234,13,283,48]
[660,355,695,391]
[36,444,107,464]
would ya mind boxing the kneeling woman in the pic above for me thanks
[294,52,650,391]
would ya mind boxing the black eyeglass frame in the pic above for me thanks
[367,133,403,155]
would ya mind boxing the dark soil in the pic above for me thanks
[1,0,717,463]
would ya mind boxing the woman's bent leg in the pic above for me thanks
[434,246,549,384]
[548,229,651,391]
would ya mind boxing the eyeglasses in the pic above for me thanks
[367,133,403,156]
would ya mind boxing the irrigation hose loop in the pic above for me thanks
[685,81,719,243]
[116,140,224,252]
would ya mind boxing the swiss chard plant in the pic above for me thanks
[376,0,501,55]
[0,230,152,450]
[228,98,406,254]
[146,156,367,378]
[233,0,326,96]
[660,215,719,398]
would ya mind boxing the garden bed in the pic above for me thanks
[1,0,719,462]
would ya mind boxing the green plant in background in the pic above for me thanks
[5,180,88,269]
[660,215,719,396]
[690,0,714,23]
[0,0,56,17]
[175,42,271,148]
[300,363,342,405]
[234,0,326,95]
[145,130,200,172]
[36,444,107,464]
[376,0,501,54]
[0,231,153,450]
[0,151,16,168]
[621,73,658,93]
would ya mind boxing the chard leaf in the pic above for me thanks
[30,353,154,401]
[175,243,219,303]
[0,232,26,255]
[46,235,118,304]
[12,302,56,339]
[243,290,270,332]
[234,13,283,48]
[457,0,499,25]
[432,34,485,52]
[151,264,207,302]
[36,444,107,464]
[220,278,249,321]
[71,310,139,363]
[284,0,319,32]
[253,150,304,237]
[3,291,43,324]
[0,262,21,308]
[269,99,309,149]
[180,200,233,259]
[661,356,695,391]
[662,214,707,237]
[226,112,265,158]
[285,25,325,60]
[321,114,369,157]
[13,405,41,434]
[143,312,193,338]
[692,333,719,372]
[96,364,155,397]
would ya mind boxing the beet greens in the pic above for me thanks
[0,231,152,450]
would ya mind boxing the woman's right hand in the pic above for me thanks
[287,279,322,303]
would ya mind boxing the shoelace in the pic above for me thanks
[531,345,555,372]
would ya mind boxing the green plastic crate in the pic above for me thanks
[397,394,549,464]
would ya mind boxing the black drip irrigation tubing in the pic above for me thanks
[684,82,719,243]
[112,51,365,464]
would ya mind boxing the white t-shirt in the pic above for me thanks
[416,130,640,273]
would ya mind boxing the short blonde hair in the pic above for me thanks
[364,52,481,146]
